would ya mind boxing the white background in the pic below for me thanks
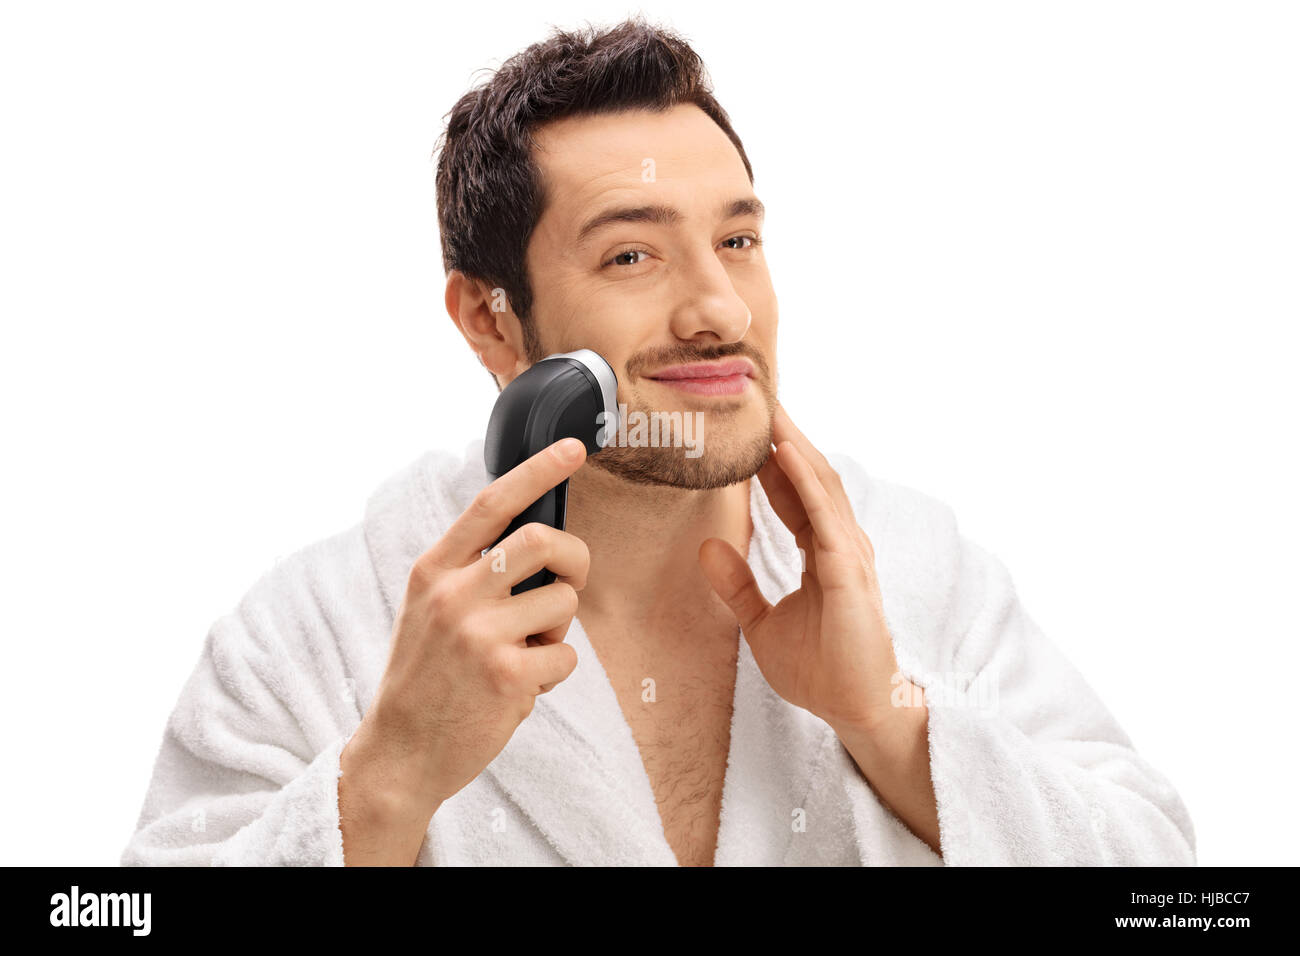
[2,0,1295,866]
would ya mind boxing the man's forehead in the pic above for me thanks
[530,104,750,234]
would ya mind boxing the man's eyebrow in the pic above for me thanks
[575,196,765,244]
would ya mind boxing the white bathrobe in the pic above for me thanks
[120,439,1197,866]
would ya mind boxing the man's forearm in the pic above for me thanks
[829,681,943,858]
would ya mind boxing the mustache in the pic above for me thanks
[626,343,769,380]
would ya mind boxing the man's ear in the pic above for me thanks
[444,270,525,383]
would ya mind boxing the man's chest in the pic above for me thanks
[586,619,740,867]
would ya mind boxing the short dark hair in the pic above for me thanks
[433,16,755,389]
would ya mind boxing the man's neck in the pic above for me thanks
[564,462,752,633]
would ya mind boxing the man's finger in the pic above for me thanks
[772,403,875,568]
[431,438,587,568]
[756,448,806,535]
[522,641,579,694]
[474,521,590,594]
[771,402,859,525]
[773,441,858,564]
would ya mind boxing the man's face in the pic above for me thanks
[522,102,778,490]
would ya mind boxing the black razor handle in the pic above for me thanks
[482,349,618,594]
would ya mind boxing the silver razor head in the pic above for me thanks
[543,348,619,426]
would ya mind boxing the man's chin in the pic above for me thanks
[584,385,777,490]
[585,448,756,489]
[587,428,773,490]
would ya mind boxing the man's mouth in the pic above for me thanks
[646,359,754,396]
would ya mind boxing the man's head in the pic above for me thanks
[436,17,777,490]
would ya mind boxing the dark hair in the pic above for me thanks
[433,16,754,388]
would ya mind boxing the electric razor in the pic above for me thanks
[483,348,619,594]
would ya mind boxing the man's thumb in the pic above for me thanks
[698,537,771,635]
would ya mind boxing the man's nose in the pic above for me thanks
[666,254,753,343]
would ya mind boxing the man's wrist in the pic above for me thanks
[826,680,930,779]
[339,723,443,866]
[827,681,943,856]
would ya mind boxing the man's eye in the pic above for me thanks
[602,235,763,268]
[605,248,650,267]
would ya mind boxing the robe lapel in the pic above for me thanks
[483,616,679,866]
[713,470,840,864]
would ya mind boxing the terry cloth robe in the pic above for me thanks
[120,438,1197,866]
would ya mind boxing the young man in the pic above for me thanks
[121,18,1196,867]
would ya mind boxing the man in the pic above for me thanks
[121,17,1196,866]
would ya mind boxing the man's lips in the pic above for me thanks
[646,359,755,381]
[646,359,754,396]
